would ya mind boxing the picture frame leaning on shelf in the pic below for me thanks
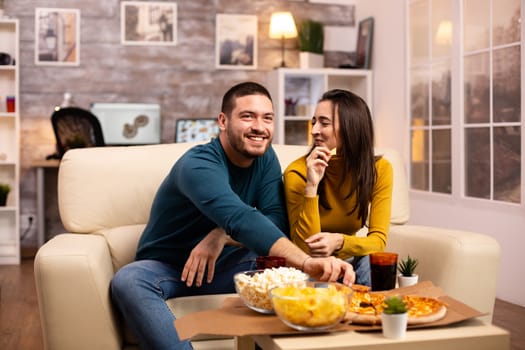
[355,17,374,69]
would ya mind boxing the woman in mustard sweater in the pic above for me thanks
[283,89,393,286]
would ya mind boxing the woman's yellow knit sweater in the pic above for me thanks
[283,155,393,259]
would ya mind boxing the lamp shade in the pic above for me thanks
[269,12,298,39]
[435,20,452,45]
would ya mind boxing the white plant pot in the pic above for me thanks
[398,273,419,288]
[299,52,324,69]
[381,312,408,339]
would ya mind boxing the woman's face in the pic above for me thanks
[311,100,339,151]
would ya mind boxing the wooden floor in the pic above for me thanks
[1,257,524,350]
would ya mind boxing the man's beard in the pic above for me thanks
[226,127,271,159]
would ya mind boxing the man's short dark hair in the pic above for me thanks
[221,81,273,116]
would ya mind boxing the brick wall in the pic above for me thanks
[3,0,354,246]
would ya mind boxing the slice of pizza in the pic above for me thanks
[403,295,448,324]
[345,284,384,325]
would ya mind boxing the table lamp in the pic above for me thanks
[269,11,298,67]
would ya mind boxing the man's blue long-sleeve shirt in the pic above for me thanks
[135,137,289,269]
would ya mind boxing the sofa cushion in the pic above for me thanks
[375,147,410,224]
[58,143,204,234]
[97,225,145,272]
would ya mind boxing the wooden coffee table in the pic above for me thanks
[251,319,509,350]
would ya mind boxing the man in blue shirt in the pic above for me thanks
[111,82,355,350]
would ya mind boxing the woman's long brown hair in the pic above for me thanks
[311,89,378,227]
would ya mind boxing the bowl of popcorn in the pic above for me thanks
[234,267,309,314]
[270,281,352,331]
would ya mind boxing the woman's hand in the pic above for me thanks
[304,146,332,196]
[305,232,344,257]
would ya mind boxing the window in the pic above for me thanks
[463,0,521,203]
[408,0,452,194]
[408,0,522,204]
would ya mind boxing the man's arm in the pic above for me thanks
[178,150,285,255]
[269,237,355,286]
[181,227,235,287]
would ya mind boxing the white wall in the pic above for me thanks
[357,0,525,307]
[355,0,408,154]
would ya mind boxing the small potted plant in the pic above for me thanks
[381,295,408,339]
[398,255,419,287]
[298,19,324,68]
[0,183,11,206]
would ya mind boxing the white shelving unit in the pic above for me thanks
[0,19,20,264]
[267,68,373,145]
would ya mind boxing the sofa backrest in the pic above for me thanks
[58,142,409,234]
[375,147,410,224]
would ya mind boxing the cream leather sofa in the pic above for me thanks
[34,142,500,350]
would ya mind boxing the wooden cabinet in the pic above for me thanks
[267,68,372,145]
[0,19,20,264]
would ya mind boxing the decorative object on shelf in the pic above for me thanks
[0,183,10,206]
[5,95,15,113]
[121,1,177,46]
[215,14,258,70]
[285,98,298,116]
[60,92,74,108]
[398,254,419,287]
[269,11,298,68]
[298,19,324,69]
[0,52,11,65]
[355,17,374,69]
[35,8,80,66]
[381,295,408,339]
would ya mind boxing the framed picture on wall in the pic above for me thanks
[121,1,177,45]
[35,8,80,66]
[175,119,220,143]
[215,14,257,69]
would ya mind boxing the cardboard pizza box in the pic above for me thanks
[174,281,485,340]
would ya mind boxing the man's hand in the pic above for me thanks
[305,232,344,257]
[303,256,355,286]
[268,237,355,286]
[181,227,228,287]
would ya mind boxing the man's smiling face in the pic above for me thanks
[219,94,274,167]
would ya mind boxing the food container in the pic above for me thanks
[234,267,309,314]
[270,281,352,331]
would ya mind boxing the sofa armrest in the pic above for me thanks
[34,233,122,350]
[387,225,500,323]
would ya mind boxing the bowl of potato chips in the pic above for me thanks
[234,267,309,314]
[270,281,352,331]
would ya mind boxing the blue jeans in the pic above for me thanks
[110,248,258,350]
[351,255,371,286]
